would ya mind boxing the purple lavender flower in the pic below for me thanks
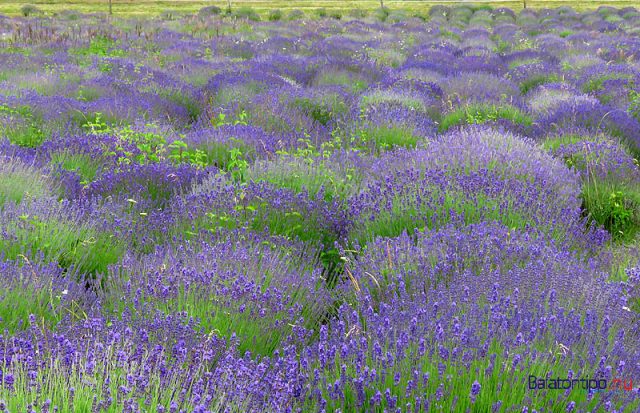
[470,380,481,403]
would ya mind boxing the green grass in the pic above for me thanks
[0,104,49,147]
[102,238,328,357]
[71,111,126,135]
[3,124,48,147]
[0,276,75,334]
[249,158,361,203]
[68,35,126,58]
[440,28,463,41]
[366,47,406,68]
[0,215,125,278]
[304,321,637,412]
[75,85,105,102]
[541,134,603,171]
[149,277,322,356]
[164,89,203,122]
[582,73,633,94]
[0,1,637,17]
[189,139,254,170]
[541,133,596,152]
[49,151,103,184]
[211,81,266,108]
[508,58,542,70]
[314,70,369,93]
[360,125,423,152]
[203,198,335,246]
[350,188,532,246]
[291,94,349,126]
[0,166,52,208]
[361,90,427,112]
[438,103,532,133]
[543,134,640,243]
[0,353,248,412]
[582,179,640,242]
[519,73,561,95]
[542,134,640,181]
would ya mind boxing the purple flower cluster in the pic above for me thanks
[1,5,640,412]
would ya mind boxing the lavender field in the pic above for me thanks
[1,4,640,412]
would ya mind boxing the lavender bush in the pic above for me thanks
[1,5,640,412]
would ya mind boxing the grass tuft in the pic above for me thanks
[439,103,532,133]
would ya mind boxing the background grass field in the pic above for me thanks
[0,0,637,16]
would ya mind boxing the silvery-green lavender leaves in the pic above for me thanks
[1,5,640,412]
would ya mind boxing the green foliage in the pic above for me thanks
[287,9,305,20]
[160,9,179,21]
[359,125,421,152]
[205,199,333,247]
[152,285,289,356]
[582,73,632,94]
[559,29,573,38]
[350,189,530,246]
[361,91,426,112]
[70,36,125,58]
[82,114,164,165]
[581,180,640,241]
[211,109,249,127]
[386,10,410,23]
[249,157,360,203]
[268,9,283,21]
[519,74,561,95]
[508,58,541,70]
[199,5,222,16]
[544,134,640,242]
[165,90,203,122]
[0,104,48,147]
[49,151,102,185]
[304,335,629,413]
[58,9,80,20]
[494,38,511,53]
[126,246,326,356]
[166,139,207,169]
[226,147,249,182]
[79,112,116,135]
[20,4,41,17]
[629,87,640,122]
[440,28,462,41]
[0,104,37,121]
[366,47,406,68]
[0,166,52,208]
[3,123,47,147]
[542,133,592,153]
[274,132,352,161]
[292,95,348,126]
[438,104,532,133]
[76,85,103,102]
[314,70,368,93]
[372,7,390,22]
[0,357,247,412]
[79,113,210,170]
[233,7,260,21]
[0,277,72,334]
[348,8,368,18]
[195,139,248,169]
[0,214,124,278]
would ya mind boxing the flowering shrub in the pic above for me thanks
[1,6,640,412]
